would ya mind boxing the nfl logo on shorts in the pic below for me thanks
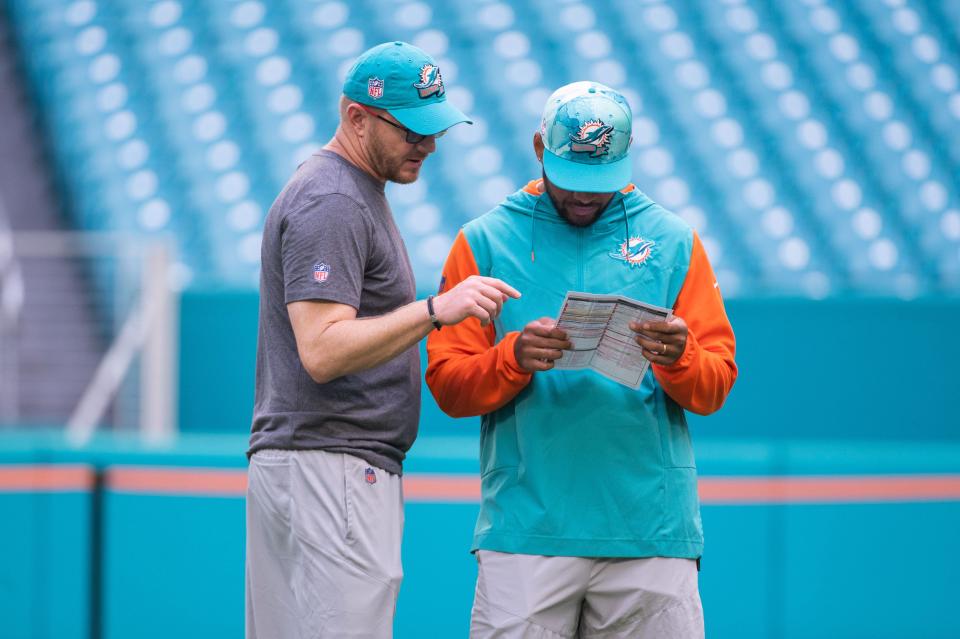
[367,77,384,100]
[364,467,377,485]
[313,262,329,283]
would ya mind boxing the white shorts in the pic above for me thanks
[471,550,704,639]
[245,449,404,639]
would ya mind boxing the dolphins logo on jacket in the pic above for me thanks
[413,64,445,98]
[610,236,656,267]
[570,119,614,157]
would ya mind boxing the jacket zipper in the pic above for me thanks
[577,227,584,290]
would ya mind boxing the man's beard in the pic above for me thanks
[545,189,605,227]
[368,135,418,184]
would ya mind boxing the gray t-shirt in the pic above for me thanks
[248,150,419,474]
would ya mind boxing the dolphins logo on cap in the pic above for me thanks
[570,119,614,157]
[413,64,445,98]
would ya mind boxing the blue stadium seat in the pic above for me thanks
[5,0,959,296]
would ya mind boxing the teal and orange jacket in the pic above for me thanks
[426,179,737,558]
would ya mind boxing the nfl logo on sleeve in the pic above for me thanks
[313,262,330,283]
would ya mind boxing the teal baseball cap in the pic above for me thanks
[540,81,633,193]
[343,41,472,136]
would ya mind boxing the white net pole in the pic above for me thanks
[140,241,178,442]
[0,200,24,424]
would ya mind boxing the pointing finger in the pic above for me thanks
[481,277,521,299]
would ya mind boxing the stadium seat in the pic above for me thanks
[5,0,958,296]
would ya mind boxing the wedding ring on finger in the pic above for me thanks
[661,342,667,355]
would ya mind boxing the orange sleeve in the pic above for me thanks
[425,230,532,418]
[652,232,738,415]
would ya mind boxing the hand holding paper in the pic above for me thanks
[514,317,572,373]
[630,316,688,366]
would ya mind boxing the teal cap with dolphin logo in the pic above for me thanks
[540,81,633,193]
[343,41,472,136]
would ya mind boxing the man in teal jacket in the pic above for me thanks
[426,82,738,637]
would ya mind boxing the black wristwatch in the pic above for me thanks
[426,295,442,331]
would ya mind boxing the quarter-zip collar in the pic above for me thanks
[509,179,654,262]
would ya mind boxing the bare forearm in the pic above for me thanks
[293,272,520,384]
[302,300,432,383]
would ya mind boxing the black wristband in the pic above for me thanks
[426,295,442,331]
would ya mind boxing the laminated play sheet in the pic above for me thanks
[554,291,673,389]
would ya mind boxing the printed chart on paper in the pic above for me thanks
[554,291,672,389]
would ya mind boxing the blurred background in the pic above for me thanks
[0,0,958,637]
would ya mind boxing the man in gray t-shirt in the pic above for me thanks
[250,149,422,474]
[245,42,519,639]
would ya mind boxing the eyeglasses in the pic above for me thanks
[358,105,446,144]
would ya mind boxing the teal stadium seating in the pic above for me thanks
[5,0,959,295]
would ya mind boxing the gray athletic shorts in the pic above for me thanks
[245,449,404,639]
[471,551,704,638]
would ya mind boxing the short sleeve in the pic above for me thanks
[281,194,371,308]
